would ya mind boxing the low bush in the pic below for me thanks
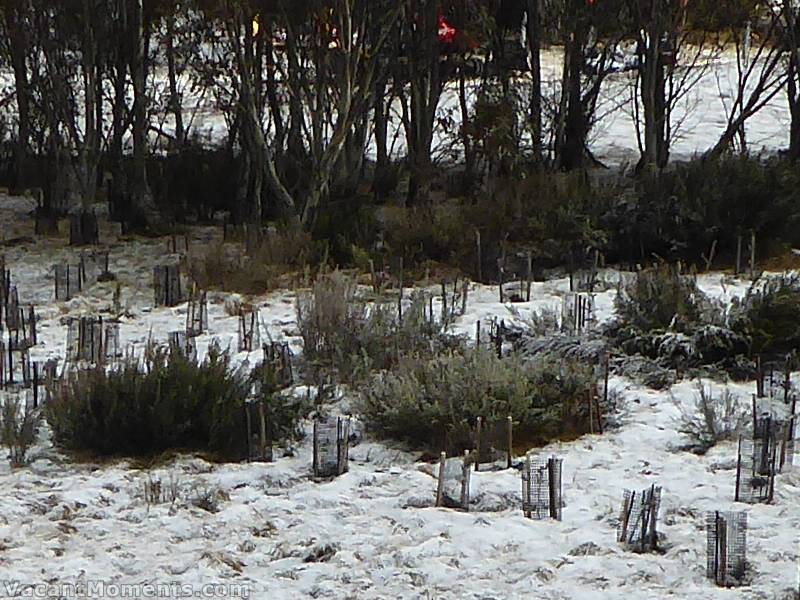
[604,155,800,265]
[0,396,40,466]
[614,264,704,333]
[46,345,308,460]
[357,348,596,453]
[673,381,747,454]
[296,272,461,381]
[731,274,800,358]
[190,227,319,294]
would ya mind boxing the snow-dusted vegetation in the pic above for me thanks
[1,1,800,598]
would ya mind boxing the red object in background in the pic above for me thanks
[438,15,456,44]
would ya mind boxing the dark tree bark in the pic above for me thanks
[5,2,32,192]
[128,0,158,223]
[525,0,543,162]
[786,0,800,160]
[402,0,443,206]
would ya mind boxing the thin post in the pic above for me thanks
[475,417,482,472]
[461,280,468,316]
[435,451,446,507]
[735,436,742,502]
[594,382,604,435]
[507,415,513,469]
[526,251,532,301]
[752,394,757,433]
[397,257,404,323]
[312,420,319,476]
[735,234,742,276]
[749,231,756,280]
[649,485,658,550]
[244,404,253,462]
[547,457,557,520]
[523,454,532,518]
[441,280,447,322]
[588,388,594,434]
[475,229,482,282]
[368,259,376,293]
[475,320,481,348]
[258,400,267,461]
[462,450,470,510]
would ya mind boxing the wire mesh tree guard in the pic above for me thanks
[153,264,183,307]
[65,316,119,366]
[237,307,260,352]
[244,398,273,462]
[435,451,472,511]
[312,416,351,478]
[474,415,513,471]
[617,485,662,552]
[560,292,595,336]
[706,511,747,587]
[262,341,293,388]
[168,331,197,362]
[185,291,208,338]
[735,434,776,504]
[521,455,564,520]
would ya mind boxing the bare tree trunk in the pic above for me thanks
[525,0,543,162]
[559,8,588,170]
[129,0,158,223]
[6,4,31,192]
[404,0,441,206]
[165,12,184,150]
[373,71,391,200]
[787,0,800,160]
[110,1,128,221]
[79,0,99,207]
[637,2,669,170]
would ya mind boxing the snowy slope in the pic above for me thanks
[0,202,798,599]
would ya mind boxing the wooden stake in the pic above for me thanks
[475,229,482,282]
[435,451,447,507]
[475,417,482,472]
[507,415,513,469]
[735,234,742,276]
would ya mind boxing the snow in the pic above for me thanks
[0,200,798,599]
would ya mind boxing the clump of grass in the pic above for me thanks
[0,396,41,467]
[296,271,461,382]
[190,227,317,294]
[673,381,747,455]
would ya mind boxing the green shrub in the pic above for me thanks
[296,272,461,381]
[614,264,703,333]
[1,396,41,466]
[46,345,307,460]
[732,274,800,357]
[605,155,800,265]
[357,348,596,453]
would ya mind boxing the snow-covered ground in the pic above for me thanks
[0,197,798,599]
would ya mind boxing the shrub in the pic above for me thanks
[0,396,40,466]
[614,264,703,333]
[296,272,461,381]
[357,348,596,453]
[673,381,747,454]
[45,345,307,460]
[732,274,800,357]
[604,155,800,265]
[190,227,318,294]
